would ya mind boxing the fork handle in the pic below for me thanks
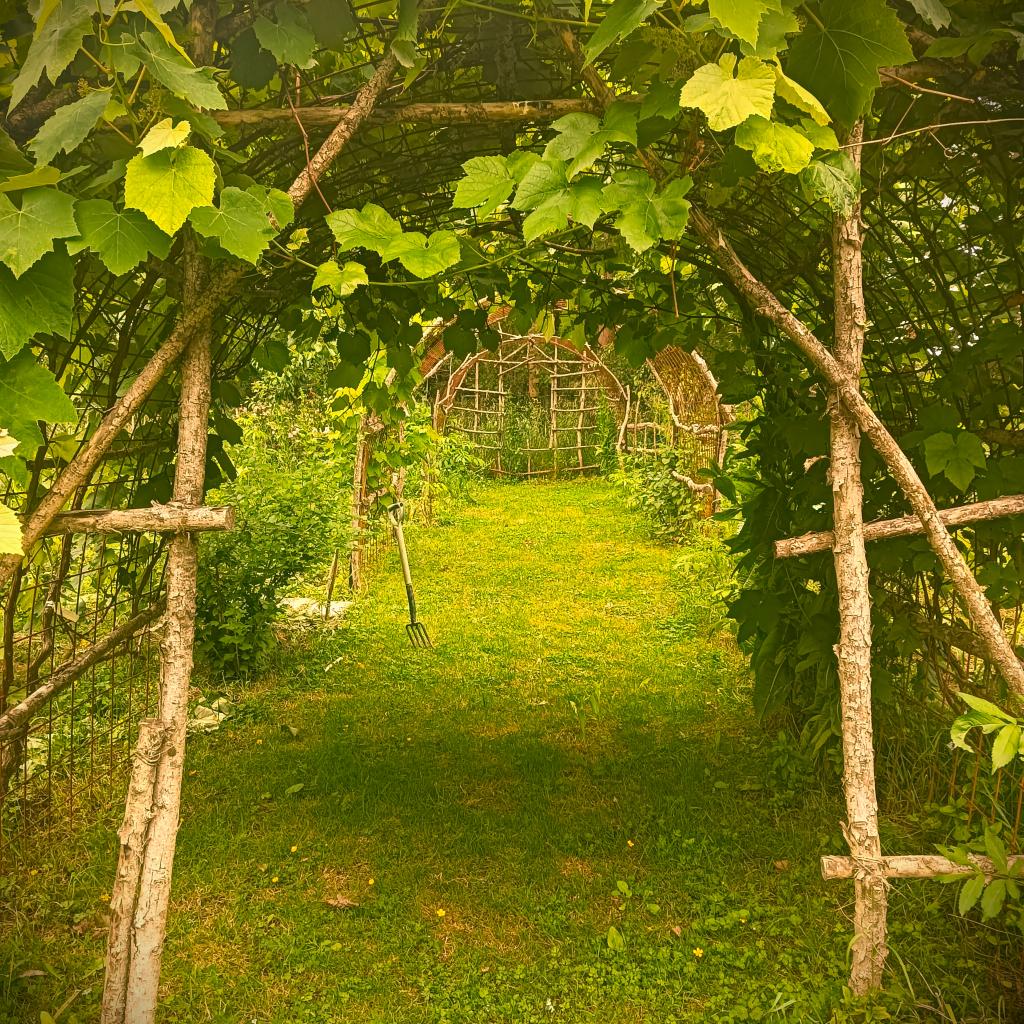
[405,583,418,624]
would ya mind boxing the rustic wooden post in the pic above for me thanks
[829,123,888,993]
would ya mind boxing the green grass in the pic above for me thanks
[1,480,1017,1022]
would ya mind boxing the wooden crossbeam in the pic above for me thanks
[822,853,1024,881]
[42,504,235,536]
[775,494,1024,559]
[213,98,600,129]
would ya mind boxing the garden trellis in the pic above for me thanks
[1,0,1023,1018]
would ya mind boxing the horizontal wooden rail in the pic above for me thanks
[41,504,234,536]
[214,98,600,129]
[822,853,1024,881]
[0,601,165,742]
[775,494,1024,559]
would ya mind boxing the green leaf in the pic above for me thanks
[229,27,277,90]
[452,156,515,218]
[585,0,663,64]
[138,118,190,157]
[603,171,691,252]
[992,724,1021,772]
[544,104,637,179]
[0,251,73,359]
[512,159,568,212]
[606,924,626,951]
[740,7,800,58]
[125,145,216,235]
[8,0,96,112]
[131,0,191,60]
[708,0,777,48]
[254,2,316,66]
[734,115,813,174]
[908,0,951,30]
[189,186,277,264]
[958,692,1014,721]
[980,878,1006,920]
[0,187,77,277]
[134,30,227,110]
[392,0,419,67]
[0,503,21,556]
[679,54,775,131]
[327,203,403,252]
[0,346,77,463]
[958,873,984,915]
[0,166,62,193]
[71,198,171,274]
[382,229,461,278]
[799,153,859,214]
[773,65,830,125]
[249,185,294,230]
[313,259,368,297]
[924,431,987,491]
[785,0,914,125]
[27,88,111,165]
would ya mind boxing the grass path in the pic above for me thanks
[1,481,1005,1022]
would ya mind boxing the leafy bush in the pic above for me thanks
[195,392,352,676]
[610,450,704,543]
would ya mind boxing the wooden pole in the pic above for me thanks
[822,853,1024,881]
[775,494,1024,560]
[43,504,234,536]
[829,122,887,993]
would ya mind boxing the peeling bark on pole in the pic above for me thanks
[822,853,1024,881]
[44,504,235,536]
[829,123,887,994]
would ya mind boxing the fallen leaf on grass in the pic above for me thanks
[325,895,360,910]
[18,969,45,979]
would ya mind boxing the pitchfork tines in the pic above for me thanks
[388,501,434,650]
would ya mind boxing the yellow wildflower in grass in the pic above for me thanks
[627,839,634,848]
[290,845,298,853]
[271,876,279,883]
[693,947,704,958]
[368,878,375,886]
[436,908,446,918]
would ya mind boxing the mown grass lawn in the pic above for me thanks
[1,480,1015,1022]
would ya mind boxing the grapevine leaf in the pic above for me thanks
[254,2,316,67]
[229,27,277,89]
[248,185,294,230]
[785,0,914,125]
[28,89,111,165]
[679,54,775,131]
[908,0,951,30]
[452,156,515,218]
[313,260,368,296]
[0,346,77,463]
[382,230,461,278]
[71,199,171,275]
[773,64,830,125]
[734,115,814,174]
[0,251,73,359]
[799,153,859,214]
[512,159,568,212]
[708,0,777,48]
[740,7,800,58]
[134,30,227,109]
[584,0,663,64]
[544,104,637,179]
[392,0,419,68]
[0,167,62,193]
[8,0,96,112]
[131,0,191,59]
[0,188,77,278]
[189,186,277,264]
[138,118,190,157]
[0,503,21,556]
[603,171,691,252]
[327,203,403,252]
[125,145,216,235]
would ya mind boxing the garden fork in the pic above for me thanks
[387,502,432,648]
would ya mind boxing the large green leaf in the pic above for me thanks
[312,260,368,297]
[452,156,515,218]
[584,0,663,64]
[382,230,461,278]
[544,104,637,179]
[134,30,227,109]
[709,0,778,47]
[0,347,77,462]
[8,0,96,111]
[512,159,569,212]
[734,115,813,174]
[124,145,216,235]
[189,186,277,264]
[799,153,859,213]
[254,2,316,67]
[0,251,73,359]
[28,88,111,165]
[327,204,403,252]
[785,0,914,125]
[138,118,190,157]
[0,187,77,277]
[603,171,691,252]
[679,55,775,131]
[71,198,171,275]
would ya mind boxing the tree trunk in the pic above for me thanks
[829,123,887,994]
